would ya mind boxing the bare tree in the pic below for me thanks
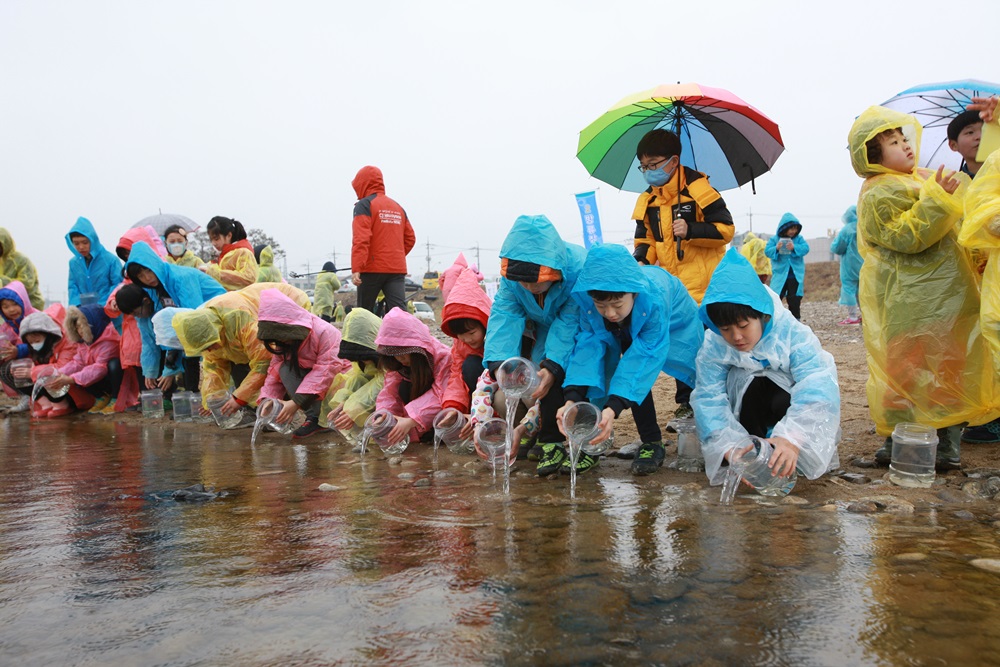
[187,228,285,263]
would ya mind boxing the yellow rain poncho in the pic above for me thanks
[333,302,346,324]
[203,241,258,291]
[255,245,283,283]
[173,282,310,408]
[168,249,205,269]
[848,106,1000,435]
[311,270,342,319]
[958,147,1000,374]
[739,232,771,278]
[319,308,384,430]
[0,227,45,310]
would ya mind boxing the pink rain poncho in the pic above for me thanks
[440,267,491,411]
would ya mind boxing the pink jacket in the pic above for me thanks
[108,227,168,368]
[374,308,453,436]
[0,280,37,342]
[440,268,492,411]
[257,289,351,402]
[30,304,80,381]
[57,325,121,387]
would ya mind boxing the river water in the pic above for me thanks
[1,418,999,666]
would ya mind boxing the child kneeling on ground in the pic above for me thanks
[691,249,840,486]
[558,244,703,477]
[38,305,122,417]
[324,308,385,437]
[256,288,351,439]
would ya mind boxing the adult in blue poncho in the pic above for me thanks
[691,249,840,487]
[562,244,702,475]
[125,241,226,388]
[65,217,123,308]
[483,215,585,475]
[765,213,810,320]
[830,205,863,325]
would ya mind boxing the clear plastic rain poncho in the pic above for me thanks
[848,105,1000,434]
[958,147,1000,376]
[173,282,310,407]
[739,232,771,277]
[255,245,283,283]
[0,227,45,310]
[152,307,193,350]
[311,271,342,319]
[830,206,863,307]
[690,249,841,484]
[320,307,384,428]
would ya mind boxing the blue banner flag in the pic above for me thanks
[575,191,603,249]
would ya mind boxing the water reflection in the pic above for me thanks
[0,419,998,665]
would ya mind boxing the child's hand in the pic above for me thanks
[388,417,416,445]
[672,216,688,239]
[458,415,475,441]
[220,397,242,416]
[766,437,799,478]
[531,368,555,401]
[329,406,355,430]
[593,407,615,444]
[969,95,999,124]
[48,374,74,391]
[155,375,175,391]
[555,400,574,437]
[12,362,33,380]
[935,165,961,195]
[273,399,299,424]
[0,343,16,361]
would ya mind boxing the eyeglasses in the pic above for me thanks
[637,157,671,173]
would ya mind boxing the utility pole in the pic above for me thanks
[748,206,753,234]
[332,246,337,268]
[475,242,480,269]
[426,238,431,274]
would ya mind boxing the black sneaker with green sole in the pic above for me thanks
[536,443,567,476]
[560,452,599,475]
[631,441,666,475]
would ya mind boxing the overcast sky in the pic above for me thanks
[2,0,998,302]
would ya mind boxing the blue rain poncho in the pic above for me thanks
[564,244,701,406]
[65,217,123,307]
[764,213,810,296]
[830,206,863,307]
[483,215,585,375]
[691,249,841,485]
[126,241,226,379]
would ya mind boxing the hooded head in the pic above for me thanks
[256,288,314,342]
[152,307,192,350]
[125,241,169,288]
[65,304,111,344]
[0,281,36,329]
[19,311,63,341]
[698,248,775,339]
[776,212,802,237]
[65,217,104,260]
[499,215,569,284]
[842,205,858,226]
[572,244,648,296]
[352,166,386,200]
[441,267,492,337]
[848,106,922,178]
[117,226,167,262]
[173,309,223,355]
[0,227,16,259]
[322,261,336,273]
[340,307,381,363]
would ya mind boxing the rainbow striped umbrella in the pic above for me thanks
[577,83,785,193]
[881,79,1000,171]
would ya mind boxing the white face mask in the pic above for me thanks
[167,242,187,257]
[30,341,45,351]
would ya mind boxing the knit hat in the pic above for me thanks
[322,261,337,272]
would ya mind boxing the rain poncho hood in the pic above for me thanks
[342,307,381,350]
[352,166,385,199]
[65,304,112,344]
[204,239,257,291]
[440,253,469,301]
[0,280,37,332]
[485,216,586,373]
[0,227,45,310]
[65,216,123,306]
[830,206,863,307]
[441,267,491,337]
[849,106,922,178]
[564,244,701,404]
[152,307,192,350]
[691,249,841,485]
[126,241,226,309]
[848,105,997,434]
[255,245,283,283]
[765,213,809,297]
[739,232,771,276]
[320,308,384,429]
[19,311,63,339]
[117,226,167,260]
[698,249,775,336]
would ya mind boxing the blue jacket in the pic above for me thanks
[691,248,840,485]
[65,217,123,306]
[564,244,701,407]
[483,215,585,376]
[126,241,226,378]
[830,206,863,307]
[764,213,809,296]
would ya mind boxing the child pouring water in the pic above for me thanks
[324,308,385,436]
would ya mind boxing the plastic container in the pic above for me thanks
[725,437,797,498]
[432,408,474,454]
[79,292,98,306]
[361,409,410,455]
[9,358,34,388]
[172,390,194,422]
[562,401,614,456]
[778,240,793,255]
[889,423,937,489]
[672,418,704,473]
[256,397,306,435]
[189,393,212,422]
[206,390,242,429]
[33,368,69,399]
[140,389,165,418]
[473,417,508,464]
[496,356,539,402]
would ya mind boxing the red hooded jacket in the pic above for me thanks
[350,166,415,275]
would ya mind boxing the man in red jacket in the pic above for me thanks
[350,166,416,314]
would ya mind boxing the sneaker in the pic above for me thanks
[666,404,693,433]
[88,395,112,414]
[536,442,567,476]
[515,436,535,460]
[560,452,599,475]
[936,426,962,471]
[614,440,642,459]
[873,437,892,466]
[292,417,331,440]
[837,317,862,326]
[98,399,117,415]
[4,396,30,414]
[962,418,1000,444]
[526,441,544,461]
[631,441,666,475]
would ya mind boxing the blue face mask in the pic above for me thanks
[167,242,186,257]
[643,160,675,187]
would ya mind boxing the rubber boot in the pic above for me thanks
[935,425,962,472]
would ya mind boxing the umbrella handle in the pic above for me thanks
[675,236,684,261]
